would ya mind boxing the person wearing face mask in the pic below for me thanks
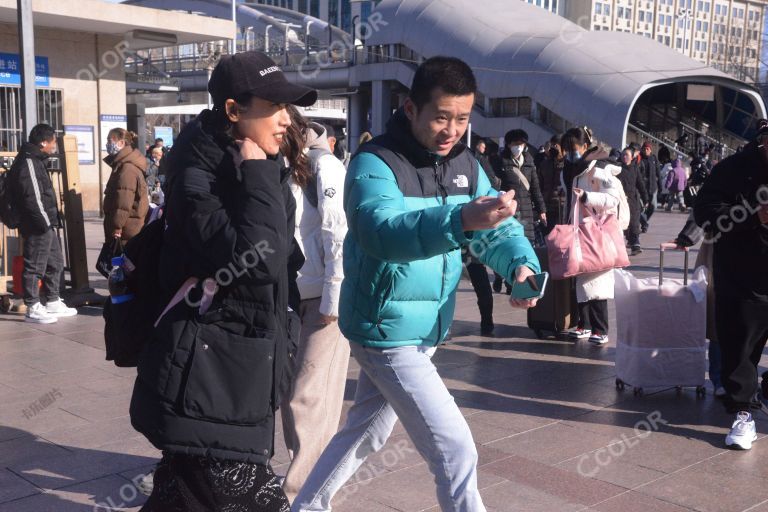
[102,128,149,245]
[491,129,546,293]
[8,124,78,323]
[561,127,629,345]
[537,134,565,234]
[130,51,316,511]
[693,119,768,451]
[616,147,648,256]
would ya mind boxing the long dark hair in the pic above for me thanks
[282,105,311,188]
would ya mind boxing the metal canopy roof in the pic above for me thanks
[366,0,767,147]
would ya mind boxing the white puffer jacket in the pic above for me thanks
[572,160,626,303]
[290,123,348,317]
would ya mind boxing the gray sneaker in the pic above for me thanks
[138,470,154,496]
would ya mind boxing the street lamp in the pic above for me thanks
[677,8,693,56]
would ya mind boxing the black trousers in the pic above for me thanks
[141,452,290,512]
[467,262,493,323]
[715,297,768,413]
[22,228,64,306]
[625,203,642,247]
[577,300,609,334]
[640,192,656,230]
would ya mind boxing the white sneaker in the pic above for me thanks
[589,333,610,345]
[568,328,592,340]
[725,411,757,450]
[25,302,58,324]
[45,299,77,318]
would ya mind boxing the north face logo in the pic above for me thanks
[453,175,469,188]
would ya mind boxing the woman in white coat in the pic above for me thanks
[561,127,628,345]
[280,107,350,501]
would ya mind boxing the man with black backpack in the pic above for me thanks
[8,124,77,323]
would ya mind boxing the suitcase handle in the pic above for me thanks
[659,243,689,286]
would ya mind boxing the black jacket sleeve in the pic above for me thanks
[14,157,51,233]
[529,165,546,215]
[636,166,649,205]
[694,159,760,235]
[179,159,289,284]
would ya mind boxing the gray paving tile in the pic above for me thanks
[0,474,146,511]
[484,423,620,466]
[637,457,768,512]
[482,454,627,507]
[591,491,696,512]
[0,468,40,504]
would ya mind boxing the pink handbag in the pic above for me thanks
[545,195,630,280]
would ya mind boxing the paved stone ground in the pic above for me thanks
[0,212,767,512]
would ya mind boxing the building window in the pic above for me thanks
[715,4,720,15]
[0,88,63,153]
[329,0,339,26]
[617,6,624,17]
[702,41,708,51]
[676,37,683,48]
[595,2,602,14]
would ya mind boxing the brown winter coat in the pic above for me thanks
[103,146,149,242]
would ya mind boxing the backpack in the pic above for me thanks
[302,147,333,208]
[103,204,166,367]
[0,167,20,229]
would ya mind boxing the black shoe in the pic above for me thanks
[641,225,648,234]
[492,277,502,294]
[480,321,495,337]
[630,246,643,256]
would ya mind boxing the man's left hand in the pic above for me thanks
[509,265,539,309]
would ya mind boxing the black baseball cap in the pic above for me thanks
[208,51,317,108]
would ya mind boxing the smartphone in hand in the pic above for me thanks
[510,272,549,300]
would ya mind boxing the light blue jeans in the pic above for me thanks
[291,343,486,512]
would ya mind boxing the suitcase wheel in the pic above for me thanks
[615,378,625,391]
[633,387,644,397]
[0,295,10,314]
[696,386,706,398]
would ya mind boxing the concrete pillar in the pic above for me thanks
[371,80,391,136]
[348,90,364,155]
[127,103,146,156]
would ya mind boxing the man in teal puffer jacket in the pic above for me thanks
[293,56,540,512]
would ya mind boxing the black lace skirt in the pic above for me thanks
[140,452,290,512]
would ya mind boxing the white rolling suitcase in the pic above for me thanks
[613,244,709,397]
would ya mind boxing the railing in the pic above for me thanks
[627,123,691,163]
